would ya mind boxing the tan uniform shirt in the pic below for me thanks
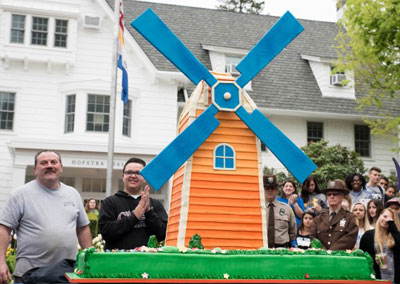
[266,199,297,246]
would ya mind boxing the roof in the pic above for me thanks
[107,0,394,117]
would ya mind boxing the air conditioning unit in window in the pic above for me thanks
[225,63,240,76]
[331,73,347,86]
[83,15,101,29]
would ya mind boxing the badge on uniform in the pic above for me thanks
[279,208,285,216]
[339,218,346,227]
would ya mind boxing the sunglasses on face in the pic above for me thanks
[326,192,342,197]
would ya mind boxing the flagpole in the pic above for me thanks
[106,0,121,197]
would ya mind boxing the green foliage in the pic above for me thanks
[87,212,98,238]
[310,238,322,249]
[147,235,159,248]
[336,0,400,148]
[188,234,204,249]
[301,140,366,188]
[265,140,366,189]
[263,167,295,186]
[217,0,264,14]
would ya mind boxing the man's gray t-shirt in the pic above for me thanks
[0,180,89,277]
[365,184,384,202]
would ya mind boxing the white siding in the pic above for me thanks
[0,0,178,208]
[308,60,355,99]
[261,116,399,179]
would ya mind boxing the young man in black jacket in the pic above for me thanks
[99,158,168,250]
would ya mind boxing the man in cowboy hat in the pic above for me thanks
[311,179,358,250]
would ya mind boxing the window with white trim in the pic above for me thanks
[31,16,48,46]
[10,14,25,44]
[54,19,68,48]
[122,100,131,137]
[86,95,110,132]
[0,92,15,130]
[64,95,75,133]
[9,14,69,48]
[214,144,235,170]
[307,121,323,143]
[225,56,241,75]
[355,125,370,157]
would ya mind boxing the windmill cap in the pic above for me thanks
[264,175,278,189]
[323,180,349,195]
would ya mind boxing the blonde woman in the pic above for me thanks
[360,208,400,283]
[351,202,372,249]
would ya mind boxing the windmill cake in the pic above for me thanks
[67,8,378,282]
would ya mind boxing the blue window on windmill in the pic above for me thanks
[214,144,235,170]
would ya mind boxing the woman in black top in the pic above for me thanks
[360,208,400,284]
[295,210,316,249]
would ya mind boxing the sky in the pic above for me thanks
[139,0,338,22]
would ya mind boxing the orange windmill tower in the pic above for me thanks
[131,9,316,249]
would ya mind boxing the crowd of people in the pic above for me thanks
[0,149,398,283]
[267,167,400,284]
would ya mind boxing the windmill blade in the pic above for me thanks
[131,8,218,88]
[235,11,304,88]
[141,105,220,190]
[235,106,316,183]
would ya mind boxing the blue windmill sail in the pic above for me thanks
[131,9,316,190]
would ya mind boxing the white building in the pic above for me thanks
[0,0,398,210]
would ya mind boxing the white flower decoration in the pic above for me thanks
[178,246,188,253]
[370,274,376,279]
[223,273,229,279]
[142,272,149,279]
[326,250,332,254]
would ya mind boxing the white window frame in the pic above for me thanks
[0,92,16,131]
[86,94,110,133]
[354,124,371,158]
[64,94,76,133]
[10,14,25,44]
[122,100,132,137]
[54,19,68,48]
[8,13,70,49]
[307,121,324,143]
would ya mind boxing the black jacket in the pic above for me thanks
[360,221,400,283]
[98,191,168,250]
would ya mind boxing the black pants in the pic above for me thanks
[13,276,23,283]
[270,242,290,248]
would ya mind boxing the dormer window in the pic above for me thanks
[225,55,252,90]
[225,56,241,76]
[300,54,355,99]
[330,66,347,86]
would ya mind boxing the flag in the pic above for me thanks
[118,0,128,104]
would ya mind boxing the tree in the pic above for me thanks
[217,0,265,14]
[302,140,366,189]
[265,140,366,189]
[336,0,400,147]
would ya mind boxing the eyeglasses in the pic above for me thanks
[326,192,342,197]
[123,171,142,177]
